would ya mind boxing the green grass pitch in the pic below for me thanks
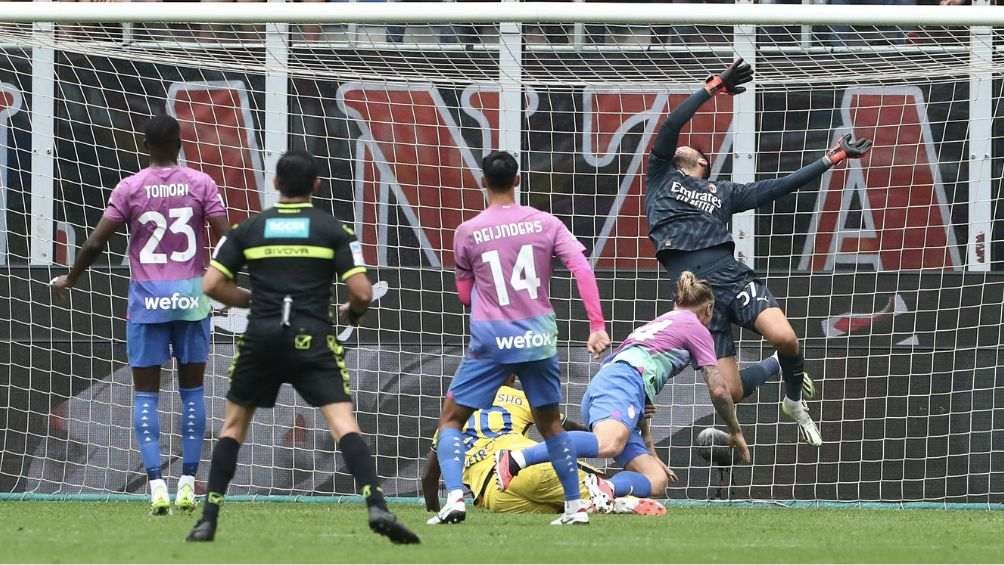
[1,501,1001,563]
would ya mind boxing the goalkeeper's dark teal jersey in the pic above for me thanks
[647,156,749,253]
[646,88,830,254]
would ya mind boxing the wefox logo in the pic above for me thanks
[495,331,556,350]
[144,293,201,310]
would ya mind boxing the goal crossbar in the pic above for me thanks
[0,2,1003,26]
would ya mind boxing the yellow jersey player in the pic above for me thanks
[422,381,666,516]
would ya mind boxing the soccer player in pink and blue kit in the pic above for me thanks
[428,151,611,526]
[498,272,751,500]
[52,115,230,514]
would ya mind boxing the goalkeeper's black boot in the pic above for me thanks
[185,518,217,542]
[368,506,421,545]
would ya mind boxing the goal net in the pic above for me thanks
[1,3,1001,504]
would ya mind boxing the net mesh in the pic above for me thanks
[1,16,1002,503]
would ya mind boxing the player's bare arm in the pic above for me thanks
[639,408,677,484]
[203,264,252,308]
[561,418,590,433]
[50,217,123,294]
[338,272,373,326]
[208,214,231,239]
[420,448,442,512]
[702,365,750,463]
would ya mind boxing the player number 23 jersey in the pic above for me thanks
[103,165,227,324]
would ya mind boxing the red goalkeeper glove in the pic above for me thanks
[825,133,872,166]
[705,58,753,95]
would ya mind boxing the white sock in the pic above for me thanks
[512,451,527,469]
[178,475,195,489]
[447,489,465,505]
[564,499,588,514]
[149,478,167,493]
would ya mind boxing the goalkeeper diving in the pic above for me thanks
[645,58,872,446]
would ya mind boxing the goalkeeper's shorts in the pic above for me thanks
[705,265,779,359]
[226,324,351,408]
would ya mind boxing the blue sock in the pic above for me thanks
[740,356,781,398]
[520,442,551,467]
[544,432,581,501]
[522,431,599,467]
[436,427,466,493]
[179,386,206,476]
[610,471,652,497]
[133,392,162,481]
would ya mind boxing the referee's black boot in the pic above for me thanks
[368,506,421,544]
[185,518,217,542]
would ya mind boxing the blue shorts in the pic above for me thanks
[581,361,648,467]
[126,318,211,368]
[449,355,561,410]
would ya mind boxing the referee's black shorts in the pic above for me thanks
[226,321,352,408]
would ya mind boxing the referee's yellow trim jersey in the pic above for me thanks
[210,202,367,325]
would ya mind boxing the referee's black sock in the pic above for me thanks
[778,352,805,402]
[202,436,241,524]
[339,432,388,511]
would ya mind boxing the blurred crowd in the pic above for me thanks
[43,0,991,46]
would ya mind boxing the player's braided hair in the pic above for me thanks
[675,270,715,308]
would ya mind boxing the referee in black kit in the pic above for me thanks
[186,151,419,545]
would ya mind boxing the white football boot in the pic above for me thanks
[781,397,823,447]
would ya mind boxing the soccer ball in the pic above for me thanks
[695,428,734,466]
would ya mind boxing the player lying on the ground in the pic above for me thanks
[429,151,611,527]
[421,380,667,516]
[185,151,418,544]
[51,115,230,515]
[645,58,872,446]
[497,272,753,499]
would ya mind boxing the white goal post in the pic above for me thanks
[1,1,1002,506]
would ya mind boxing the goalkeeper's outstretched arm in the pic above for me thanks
[729,133,873,213]
[650,58,753,162]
